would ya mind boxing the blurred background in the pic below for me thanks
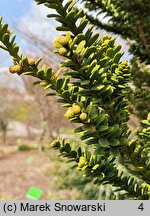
[0,0,138,200]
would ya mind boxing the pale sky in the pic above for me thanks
[0,0,131,68]
[0,0,32,24]
[0,0,58,67]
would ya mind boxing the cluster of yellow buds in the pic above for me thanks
[64,104,88,121]
[9,57,35,75]
[53,32,71,56]
[9,64,23,74]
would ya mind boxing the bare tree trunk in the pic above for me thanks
[0,119,8,145]
[38,120,47,151]
[2,129,7,144]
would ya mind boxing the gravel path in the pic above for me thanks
[0,150,52,199]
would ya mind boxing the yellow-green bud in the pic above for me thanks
[40,81,48,87]
[58,47,67,56]
[9,65,23,74]
[64,109,74,118]
[72,104,81,114]
[80,112,87,121]
[78,156,87,168]
[58,36,69,46]
[53,38,62,48]
[28,58,35,66]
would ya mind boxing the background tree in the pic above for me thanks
[0,86,20,144]
[0,21,72,145]
[16,26,73,143]
[0,82,41,144]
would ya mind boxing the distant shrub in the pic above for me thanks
[17,144,37,152]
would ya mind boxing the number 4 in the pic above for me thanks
[138,203,144,211]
